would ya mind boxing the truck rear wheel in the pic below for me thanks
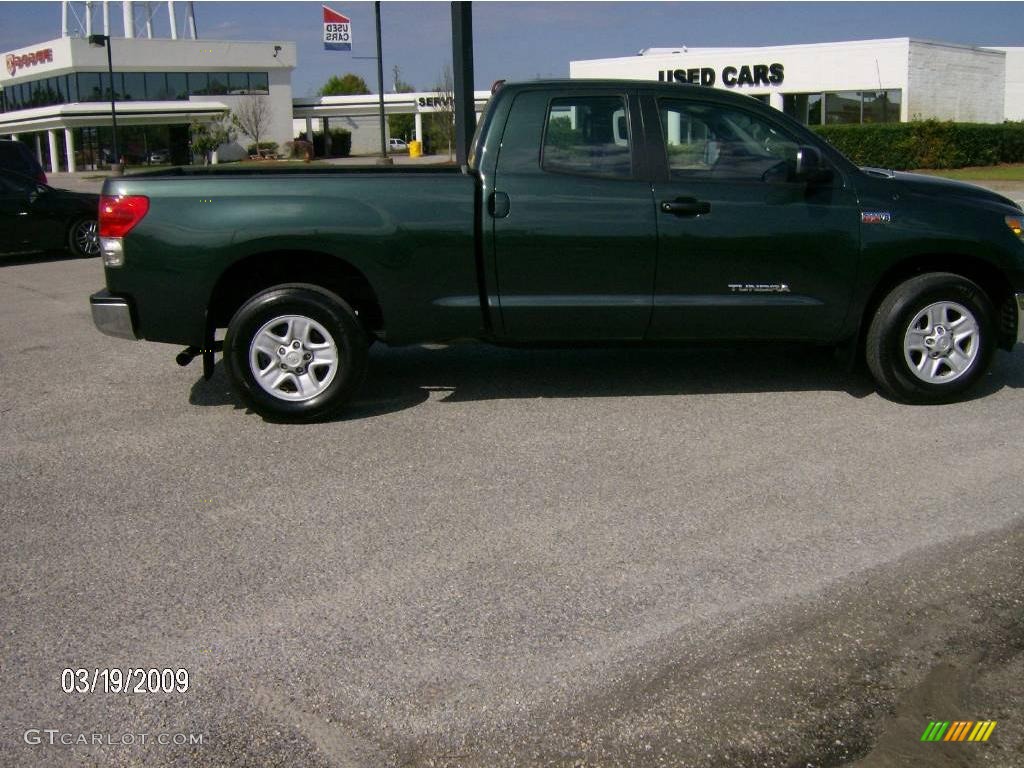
[223,284,368,422]
[866,272,994,403]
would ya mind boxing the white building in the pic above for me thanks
[571,38,1022,125]
[0,1,295,171]
[292,90,492,155]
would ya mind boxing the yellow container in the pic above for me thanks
[409,140,422,158]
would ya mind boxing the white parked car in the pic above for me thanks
[388,138,409,152]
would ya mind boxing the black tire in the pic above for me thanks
[223,284,368,422]
[866,272,995,403]
[67,217,99,258]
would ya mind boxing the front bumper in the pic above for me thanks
[90,290,138,340]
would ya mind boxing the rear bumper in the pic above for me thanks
[90,290,138,340]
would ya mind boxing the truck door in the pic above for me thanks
[642,94,860,341]
[490,89,657,340]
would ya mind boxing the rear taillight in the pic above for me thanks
[37,170,47,184]
[99,195,149,237]
[99,195,149,267]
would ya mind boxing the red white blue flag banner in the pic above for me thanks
[323,6,352,52]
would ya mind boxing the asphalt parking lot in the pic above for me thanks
[1,202,1023,766]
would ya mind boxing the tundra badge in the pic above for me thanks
[861,211,892,224]
[727,283,791,293]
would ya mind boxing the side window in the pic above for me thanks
[542,96,632,179]
[0,173,31,195]
[658,99,802,183]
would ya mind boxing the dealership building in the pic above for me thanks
[571,38,1024,125]
[0,1,295,171]
[5,4,1024,172]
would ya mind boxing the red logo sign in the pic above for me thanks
[6,48,54,77]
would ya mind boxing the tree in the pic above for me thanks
[388,65,417,142]
[190,114,236,165]
[319,73,370,96]
[231,94,273,153]
[428,64,456,160]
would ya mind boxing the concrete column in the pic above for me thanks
[414,112,423,142]
[103,0,110,35]
[34,134,43,165]
[145,2,154,37]
[667,112,681,145]
[123,0,135,38]
[10,134,18,141]
[64,128,76,173]
[323,117,331,156]
[85,0,93,36]
[47,130,59,173]
[61,0,69,36]
[168,0,178,39]
[305,116,313,141]
[769,91,784,112]
[186,1,197,39]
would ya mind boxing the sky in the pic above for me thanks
[2,1,1024,97]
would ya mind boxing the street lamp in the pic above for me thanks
[88,34,120,168]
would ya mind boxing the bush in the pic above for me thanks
[812,120,1024,170]
[285,139,313,160]
[301,129,352,158]
[245,141,279,157]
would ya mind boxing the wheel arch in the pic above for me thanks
[207,250,385,337]
[856,253,1017,351]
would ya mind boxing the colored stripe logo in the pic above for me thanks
[921,721,997,742]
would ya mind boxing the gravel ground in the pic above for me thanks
[0,182,1022,768]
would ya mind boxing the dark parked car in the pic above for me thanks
[0,139,47,184]
[0,169,100,258]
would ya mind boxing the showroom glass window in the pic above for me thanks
[206,73,229,95]
[862,90,901,123]
[145,72,170,100]
[166,72,188,99]
[227,72,249,94]
[249,72,269,94]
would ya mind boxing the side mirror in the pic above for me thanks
[792,145,833,184]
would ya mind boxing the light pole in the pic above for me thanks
[88,34,120,169]
[374,1,389,164]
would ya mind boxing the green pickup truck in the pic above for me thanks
[90,79,1024,421]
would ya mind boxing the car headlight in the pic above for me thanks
[1005,215,1023,241]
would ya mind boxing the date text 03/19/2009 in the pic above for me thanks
[60,668,189,694]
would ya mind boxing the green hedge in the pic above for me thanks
[812,120,1024,170]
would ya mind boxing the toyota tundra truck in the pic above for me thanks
[89,79,1024,421]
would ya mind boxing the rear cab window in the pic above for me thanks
[542,96,633,179]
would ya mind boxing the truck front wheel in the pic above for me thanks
[223,284,368,422]
[866,272,995,403]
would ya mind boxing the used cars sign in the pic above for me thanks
[322,5,352,52]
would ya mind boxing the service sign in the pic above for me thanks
[323,6,352,52]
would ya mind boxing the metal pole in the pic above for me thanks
[374,1,389,163]
[106,39,119,165]
[451,2,474,166]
